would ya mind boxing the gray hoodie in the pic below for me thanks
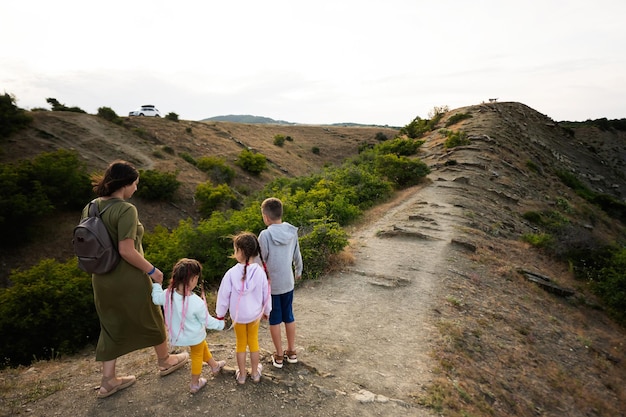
[258,222,303,295]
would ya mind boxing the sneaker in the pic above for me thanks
[272,353,283,369]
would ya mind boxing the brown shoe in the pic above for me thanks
[158,352,189,376]
[97,375,136,398]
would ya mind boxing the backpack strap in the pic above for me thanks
[88,198,122,218]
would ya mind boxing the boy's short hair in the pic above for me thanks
[261,197,283,221]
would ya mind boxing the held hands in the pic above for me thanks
[261,314,269,321]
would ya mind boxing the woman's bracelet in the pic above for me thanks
[147,266,156,275]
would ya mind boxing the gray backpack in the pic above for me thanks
[73,199,121,274]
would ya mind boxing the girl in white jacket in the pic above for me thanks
[152,258,225,394]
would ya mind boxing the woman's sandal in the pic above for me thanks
[235,369,247,385]
[158,352,189,376]
[210,360,226,376]
[97,375,136,399]
[189,377,207,394]
[284,350,298,364]
[272,352,283,369]
[251,364,263,383]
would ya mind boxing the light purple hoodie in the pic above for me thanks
[216,262,271,324]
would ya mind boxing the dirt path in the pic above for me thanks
[2,173,469,417]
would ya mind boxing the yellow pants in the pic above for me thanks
[234,320,260,353]
[189,340,213,375]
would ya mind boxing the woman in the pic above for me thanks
[84,160,188,398]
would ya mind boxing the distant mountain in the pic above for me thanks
[201,114,295,125]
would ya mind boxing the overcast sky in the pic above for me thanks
[1,1,624,126]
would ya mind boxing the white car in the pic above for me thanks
[128,105,161,117]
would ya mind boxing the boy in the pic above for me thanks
[258,197,303,368]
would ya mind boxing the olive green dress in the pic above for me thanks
[82,198,167,361]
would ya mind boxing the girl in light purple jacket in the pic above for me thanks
[216,232,271,385]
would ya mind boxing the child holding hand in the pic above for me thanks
[216,232,271,384]
[152,258,226,394]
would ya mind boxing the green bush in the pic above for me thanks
[96,106,122,125]
[445,112,472,127]
[135,169,181,201]
[311,146,320,155]
[46,97,86,113]
[196,156,235,184]
[374,153,430,188]
[0,149,91,247]
[521,233,554,249]
[235,149,266,175]
[273,134,286,147]
[400,108,445,139]
[0,93,33,139]
[180,152,197,165]
[0,259,98,367]
[165,112,179,122]
[375,138,424,156]
[443,130,470,149]
[299,219,348,279]
[375,131,389,141]
[195,181,238,216]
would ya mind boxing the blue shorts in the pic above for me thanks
[269,290,295,326]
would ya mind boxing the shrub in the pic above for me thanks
[196,156,235,184]
[0,149,91,247]
[311,146,320,155]
[400,107,445,139]
[273,134,286,147]
[374,153,430,188]
[97,106,122,125]
[195,181,238,216]
[165,112,179,122]
[299,219,348,279]
[445,112,472,127]
[443,130,470,149]
[375,131,389,141]
[0,93,33,139]
[0,259,98,368]
[375,138,424,156]
[135,169,181,201]
[180,152,197,165]
[522,233,554,249]
[235,149,266,175]
[45,98,86,113]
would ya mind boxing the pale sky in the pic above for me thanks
[1,0,624,126]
